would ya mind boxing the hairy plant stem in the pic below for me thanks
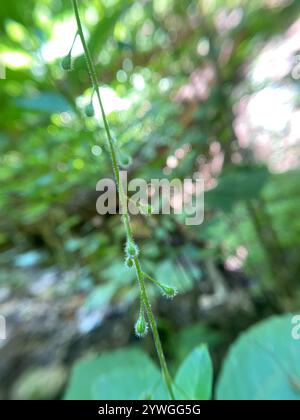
[71,0,174,400]
[142,272,162,287]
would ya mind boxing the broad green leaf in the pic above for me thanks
[92,367,162,400]
[217,314,300,400]
[174,345,213,400]
[171,323,225,366]
[64,348,165,400]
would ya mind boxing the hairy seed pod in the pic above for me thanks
[126,240,139,258]
[125,256,134,268]
[61,54,72,71]
[134,311,148,337]
[160,284,177,299]
[85,103,95,117]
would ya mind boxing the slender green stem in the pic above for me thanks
[142,272,162,287]
[134,258,175,399]
[71,0,174,400]
[68,31,78,55]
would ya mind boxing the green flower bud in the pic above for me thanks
[160,284,177,299]
[119,154,132,168]
[61,54,72,71]
[126,240,139,258]
[134,311,148,337]
[125,256,134,269]
[85,102,95,117]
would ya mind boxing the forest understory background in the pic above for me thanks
[0,0,300,400]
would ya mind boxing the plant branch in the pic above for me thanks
[71,0,174,400]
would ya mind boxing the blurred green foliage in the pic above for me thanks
[0,0,300,400]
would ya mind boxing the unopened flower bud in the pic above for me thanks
[125,256,134,269]
[160,284,177,299]
[119,154,132,168]
[85,102,95,117]
[61,54,72,71]
[134,311,148,337]
[126,240,139,258]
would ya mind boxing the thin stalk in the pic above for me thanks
[142,272,162,287]
[71,0,174,400]
[68,31,79,55]
[134,257,174,398]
